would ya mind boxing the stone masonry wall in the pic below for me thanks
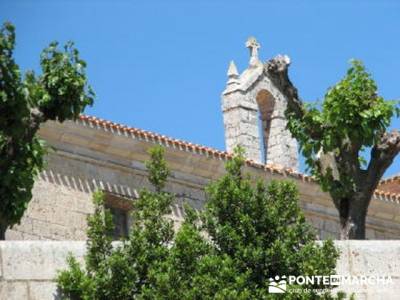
[6,151,205,240]
[0,241,399,300]
[5,120,400,240]
[6,150,400,241]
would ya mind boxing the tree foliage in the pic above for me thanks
[0,22,94,238]
[58,146,346,299]
[286,60,398,198]
[265,56,400,239]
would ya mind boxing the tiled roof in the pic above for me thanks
[77,115,400,204]
[379,174,400,186]
[378,174,400,195]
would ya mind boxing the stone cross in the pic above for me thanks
[246,36,260,59]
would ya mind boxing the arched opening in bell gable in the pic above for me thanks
[256,89,275,164]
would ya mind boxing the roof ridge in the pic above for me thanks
[79,114,231,157]
[77,114,400,203]
[379,174,400,186]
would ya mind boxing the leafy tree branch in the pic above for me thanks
[0,22,94,239]
[265,56,399,239]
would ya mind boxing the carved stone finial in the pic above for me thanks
[227,60,239,78]
[226,61,240,86]
[246,36,260,61]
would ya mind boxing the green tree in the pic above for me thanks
[0,22,94,239]
[143,148,345,299]
[265,56,399,239]
[58,147,346,299]
[58,146,175,299]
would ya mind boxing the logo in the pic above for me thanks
[268,275,287,293]
[267,275,393,294]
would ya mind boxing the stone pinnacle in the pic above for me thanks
[227,60,239,78]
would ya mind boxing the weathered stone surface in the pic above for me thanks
[222,38,298,169]
[0,281,29,300]
[0,241,85,280]
[0,241,399,299]
[29,282,60,300]
[334,241,400,299]
[339,241,400,277]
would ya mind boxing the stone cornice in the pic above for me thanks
[38,115,400,206]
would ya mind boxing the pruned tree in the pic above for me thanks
[0,22,94,239]
[265,56,399,239]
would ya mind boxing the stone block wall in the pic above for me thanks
[6,176,93,241]
[5,120,400,241]
[6,152,204,240]
[7,151,400,241]
[1,241,399,299]
[334,241,400,299]
[0,242,85,300]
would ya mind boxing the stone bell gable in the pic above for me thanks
[221,37,298,170]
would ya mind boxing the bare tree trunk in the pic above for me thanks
[337,196,368,239]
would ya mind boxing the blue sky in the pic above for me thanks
[1,0,399,177]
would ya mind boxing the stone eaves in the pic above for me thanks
[75,115,400,204]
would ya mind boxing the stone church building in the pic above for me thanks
[6,38,400,241]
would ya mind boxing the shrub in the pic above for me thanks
[57,147,347,299]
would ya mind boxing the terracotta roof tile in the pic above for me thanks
[379,174,400,186]
[377,174,400,195]
[77,115,400,204]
